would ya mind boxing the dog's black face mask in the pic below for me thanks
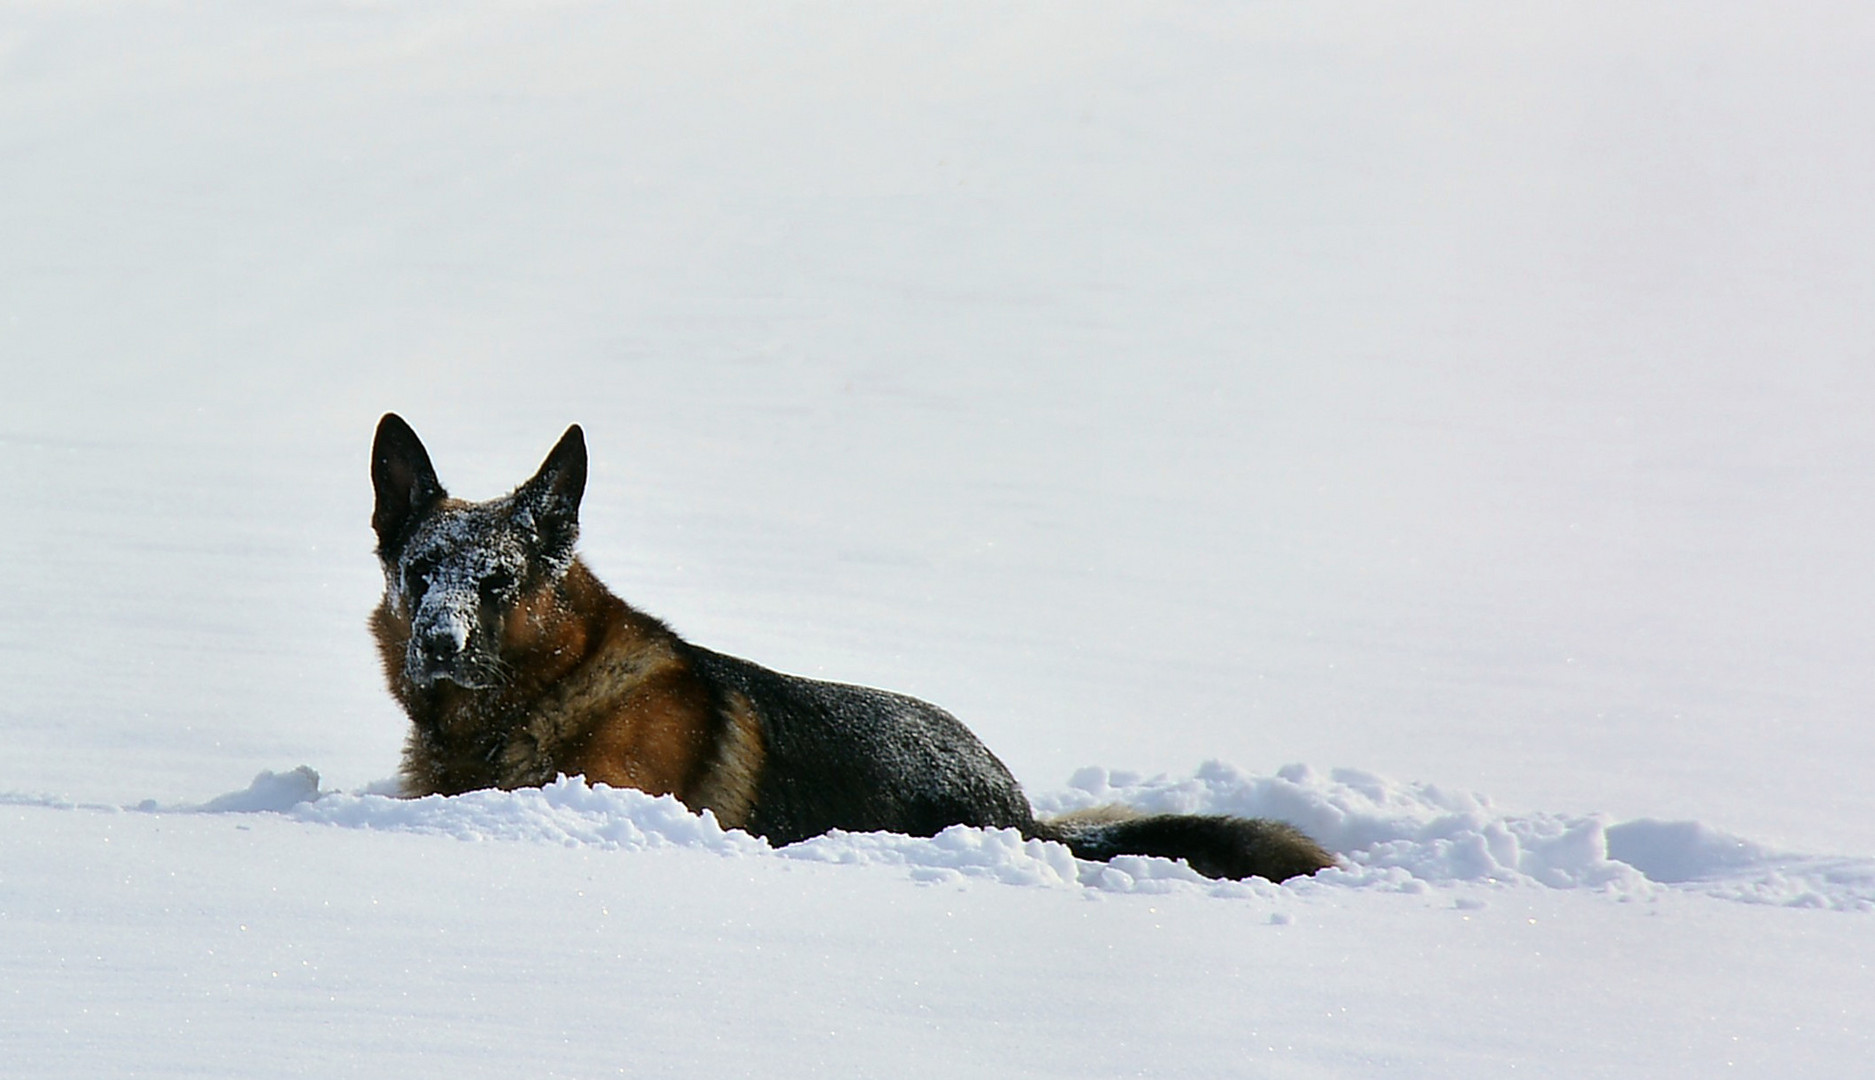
[390,501,533,689]
[370,414,586,690]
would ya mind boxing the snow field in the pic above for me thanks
[4,786,1870,1080]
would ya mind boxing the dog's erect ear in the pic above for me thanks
[516,424,587,560]
[371,413,446,558]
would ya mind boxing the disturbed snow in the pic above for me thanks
[19,762,1864,911]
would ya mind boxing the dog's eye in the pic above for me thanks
[479,570,516,600]
[405,557,438,597]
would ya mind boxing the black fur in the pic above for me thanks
[686,647,1037,845]
[686,647,1334,880]
[370,413,445,559]
[1039,815,1333,883]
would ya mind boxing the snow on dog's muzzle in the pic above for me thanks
[407,599,489,687]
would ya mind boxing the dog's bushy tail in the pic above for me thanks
[1034,806,1334,882]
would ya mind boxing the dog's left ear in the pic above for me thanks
[517,424,587,559]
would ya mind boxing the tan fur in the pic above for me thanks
[377,560,726,805]
[1044,803,1144,828]
[685,691,767,830]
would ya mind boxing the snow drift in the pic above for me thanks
[21,761,1860,911]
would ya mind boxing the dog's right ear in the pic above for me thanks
[371,413,446,558]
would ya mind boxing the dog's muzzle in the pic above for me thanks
[406,606,490,688]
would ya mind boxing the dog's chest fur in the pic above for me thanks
[373,559,724,808]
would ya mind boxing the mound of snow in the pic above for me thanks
[1604,818,1875,910]
[112,764,1875,911]
[194,765,323,813]
[1039,762,1875,910]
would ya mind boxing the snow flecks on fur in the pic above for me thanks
[389,500,543,611]
[111,763,1875,911]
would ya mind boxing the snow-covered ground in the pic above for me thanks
[4,2,1873,1075]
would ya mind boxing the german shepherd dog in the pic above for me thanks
[370,414,1333,882]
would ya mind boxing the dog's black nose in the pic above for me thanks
[419,628,463,660]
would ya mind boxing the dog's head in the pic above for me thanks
[370,413,587,690]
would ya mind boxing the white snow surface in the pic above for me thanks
[5,1,1875,1077]
[21,763,1875,911]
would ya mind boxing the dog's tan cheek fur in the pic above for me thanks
[369,600,415,697]
[500,587,587,673]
